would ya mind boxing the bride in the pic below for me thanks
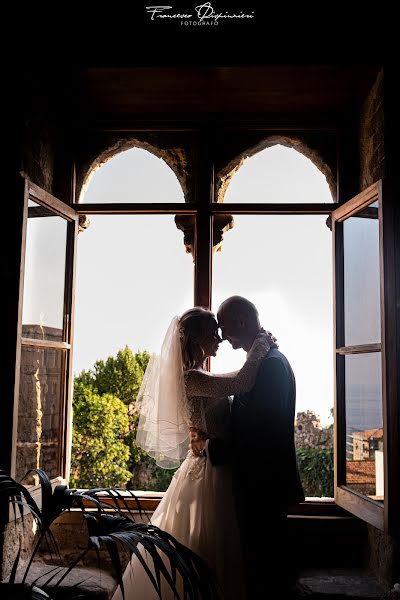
[112,307,276,599]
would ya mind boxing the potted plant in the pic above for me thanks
[0,469,219,599]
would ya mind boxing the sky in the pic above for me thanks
[22,145,336,425]
[212,212,333,424]
[23,200,67,333]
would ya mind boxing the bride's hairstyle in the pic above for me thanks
[179,307,216,370]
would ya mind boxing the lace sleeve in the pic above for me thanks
[185,333,271,398]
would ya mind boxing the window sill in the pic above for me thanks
[74,491,346,517]
[74,489,165,512]
[8,477,66,522]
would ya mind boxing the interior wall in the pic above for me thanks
[20,72,62,194]
[358,68,399,588]
[359,69,385,191]
[1,70,61,579]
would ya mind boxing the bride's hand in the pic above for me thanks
[262,329,278,348]
[250,329,278,359]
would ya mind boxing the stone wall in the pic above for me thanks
[367,526,400,589]
[295,411,333,449]
[17,326,63,483]
[37,511,136,574]
[19,67,68,195]
[359,69,385,190]
[1,514,37,580]
[357,69,398,589]
[1,508,150,583]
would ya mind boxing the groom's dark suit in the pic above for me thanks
[208,347,304,597]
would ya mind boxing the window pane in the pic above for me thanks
[218,144,333,204]
[80,148,185,203]
[212,215,334,497]
[73,215,193,369]
[71,215,193,490]
[16,346,66,482]
[22,200,67,341]
[343,202,380,346]
[345,352,384,502]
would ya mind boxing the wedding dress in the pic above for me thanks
[112,335,269,600]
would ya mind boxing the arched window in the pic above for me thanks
[219,144,333,204]
[74,149,192,379]
[69,148,193,489]
[213,144,334,431]
[80,147,185,203]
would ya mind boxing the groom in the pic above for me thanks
[190,296,304,598]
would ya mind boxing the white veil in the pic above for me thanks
[135,316,189,469]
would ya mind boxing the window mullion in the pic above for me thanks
[194,140,213,310]
[194,207,212,309]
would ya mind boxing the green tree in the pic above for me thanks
[296,448,334,497]
[70,383,132,488]
[92,347,151,405]
[71,347,156,489]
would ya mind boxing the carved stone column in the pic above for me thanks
[175,213,234,258]
[78,214,91,233]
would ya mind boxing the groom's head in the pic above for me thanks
[217,296,261,352]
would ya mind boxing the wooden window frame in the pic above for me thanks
[10,178,79,484]
[332,181,399,533]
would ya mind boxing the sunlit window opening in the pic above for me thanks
[214,144,334,497]
[80,147,185,203]
[72,149,192,491]
[213,215,333,424]
[223,144,333,204]
[73,215,193,374]
[71,142,335,497]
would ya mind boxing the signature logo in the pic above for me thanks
[146,3,255,25]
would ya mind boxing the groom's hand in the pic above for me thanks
[189,426,207,442]
[189,427,207,457]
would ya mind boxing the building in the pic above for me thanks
[351,428,384,461]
